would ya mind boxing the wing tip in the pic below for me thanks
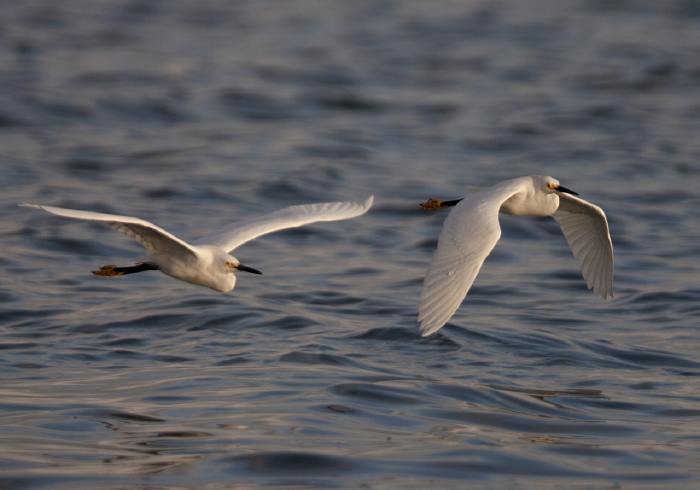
[19,203,40,209]
[418,317,446,337]
[420,325,444,337]
[592,285,613,300]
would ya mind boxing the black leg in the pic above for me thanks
[440,199,463,207]
[115,263,158,275]
[93,263,158,277]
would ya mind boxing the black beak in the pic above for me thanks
[556,185,579,196]
[235,263,263,275]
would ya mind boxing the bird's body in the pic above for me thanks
[151,244,235,292]
[21,197,373,292]
[418,176,613,337]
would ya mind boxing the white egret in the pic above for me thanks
[21,196,373,292]
[418,176,613,336]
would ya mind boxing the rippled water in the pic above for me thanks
[2,0,700,488]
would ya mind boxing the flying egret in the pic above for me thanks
[21,196,373,292]
[418,176,612,336]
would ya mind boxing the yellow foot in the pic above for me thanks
[92,265,124,277]
[420,198,447,210]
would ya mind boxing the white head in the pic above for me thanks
[535,175,579,196]
[500,176,580,216]
[200,254,262,292]
[170,246,262,293]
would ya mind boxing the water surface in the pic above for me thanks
[1,1,700,488]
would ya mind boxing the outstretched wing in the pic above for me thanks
[20,203,196,258]
[194,196,374,252]
[418,188,516,337]
[552,193,613,298]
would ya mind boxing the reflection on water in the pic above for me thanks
[2,0,700,487]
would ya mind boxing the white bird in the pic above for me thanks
[21,196,373,292]
[418,176,613,336]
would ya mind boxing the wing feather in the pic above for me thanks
[194,196,374,252]
[552,194,613,298]
[418,189,515,336]
[419,255,488,335]
[20,203,196,258]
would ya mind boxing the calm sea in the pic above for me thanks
[1,1,699,488]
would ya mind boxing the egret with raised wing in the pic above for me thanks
[21,197,373,292]
[418,176,612,336]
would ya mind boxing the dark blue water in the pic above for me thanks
[2,1,700,488]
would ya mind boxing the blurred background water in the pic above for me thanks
[1,0,700,488]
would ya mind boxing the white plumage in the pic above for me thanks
[418,176,613,336]
[21,197,374,292]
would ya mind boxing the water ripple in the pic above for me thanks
[2,0,700,487]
